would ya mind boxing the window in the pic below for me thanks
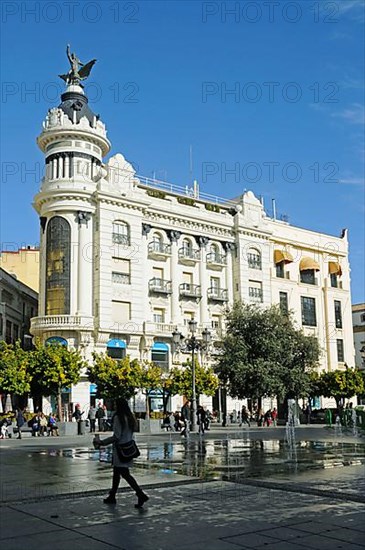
[153,309,165,323]
[111,301,131,322]
[301,297,316,326]
[151,342,169,371]
[5,320,12,343]
[0,314,3,336]
[112,258,130,284]
[279,292,288,314]
[361,313,365,323]
[183,311,194,326]
[13,324,19,341]
[209,243,220,261]
[107,339,126,360]
[300,269,316,285]
[112,221,130,246]
[181,238,193,255]
[153,267,164,280]
[249,281,263,303]
[46,216,71,315]
[334,300,342,329]
[247,249,262,270]
[336,339,344,362]
[182,272,193,285]
[276,262,284,278]
[330,273,338,288]
[210,277,220,290]
[211,315,221,329]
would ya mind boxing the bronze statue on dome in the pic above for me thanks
[59,44,96,87]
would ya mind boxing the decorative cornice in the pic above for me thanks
[143,211,233,238]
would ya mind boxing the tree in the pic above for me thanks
[29,341,85,420]
[87,353,143,400]
[139,362,164,416]
[318,367,364,408]
[168,359,219,402]
[0,341,31,403]
[215,302,320,403]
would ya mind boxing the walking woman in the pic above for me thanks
[94,398,149,508]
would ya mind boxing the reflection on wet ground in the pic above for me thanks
[43,437,365,482]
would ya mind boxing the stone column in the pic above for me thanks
[169,230,181,324]
[77,211,92,316]
[224,243,235,306]
[142,224,152,323]
[198,237,209,325]
[64,155,69,179]
[58,155,64,179]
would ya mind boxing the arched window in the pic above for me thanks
[112,221,130,245]
[209,243,220,261]
[182,238,193,255]
[46,216,71,315]
[247,248,262,270]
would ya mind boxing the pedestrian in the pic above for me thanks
[102,405,109,431]
[264,409,272,427]
[72,404,84,435]
[197,405,206,434]
[257,408,264,427]
[204,409,211,431]
[96,403,104,431]
[15,408,25,440]
[181,400,191,437]
[240,406,250,427]
[88,405,97,433]
[271,407,278,427]
[95,398,149,508]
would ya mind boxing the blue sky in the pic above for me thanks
[1,0,364,301]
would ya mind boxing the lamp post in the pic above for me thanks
[172,319,212,432]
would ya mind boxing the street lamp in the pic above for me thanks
[172,320,212,432]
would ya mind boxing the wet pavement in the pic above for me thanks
[1,426,365,549]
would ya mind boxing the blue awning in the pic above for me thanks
[46,336,68,346]
[90,384,97,394]
[152,342,169,351]
[107,339,126,349]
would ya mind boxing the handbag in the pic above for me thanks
[115,440,140,462]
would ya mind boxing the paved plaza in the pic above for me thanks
[0,426,364,549]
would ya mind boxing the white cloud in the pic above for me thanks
[331,103,365,125]
[339,177,365,186]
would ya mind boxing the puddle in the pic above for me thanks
[41,438,365,482]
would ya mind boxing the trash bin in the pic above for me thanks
[79,420,86,435]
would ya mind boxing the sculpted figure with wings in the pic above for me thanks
[59,45,96,86]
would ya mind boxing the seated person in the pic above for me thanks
[161,414,172,431]
[48,414,59,436]
[30,414,40,436]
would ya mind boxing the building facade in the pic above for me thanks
[0,247,40,292]
[352,303,365,371]
[30,82,355,413]
[0,268,38,349]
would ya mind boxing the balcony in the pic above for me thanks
[112,233,130,246]
[248,288,263,303]
[178,246,201,265]
[206,252,227,270]
[148,241,171,260]
[179,283,202,299]
[144,321,177,335]
[30,315,94,335]
[207,287,228,302]
[149,278,172,295]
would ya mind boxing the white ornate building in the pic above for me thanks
[30,82,355,414]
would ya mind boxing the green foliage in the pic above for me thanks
[204,203,220,213]
[0,341,31,395]
[318,368,364,406]
[168,360,219,400]
[215,302,320,400]
[146,189,166,199]
[177,196,195,206]
[29,340,84,397]
[88,353,143,399]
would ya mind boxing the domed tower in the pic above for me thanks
[31,47,111,408]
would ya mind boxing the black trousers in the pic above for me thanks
[110,467,143,497]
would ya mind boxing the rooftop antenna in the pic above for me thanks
[272,198,277,220]
[189,144,193,184]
